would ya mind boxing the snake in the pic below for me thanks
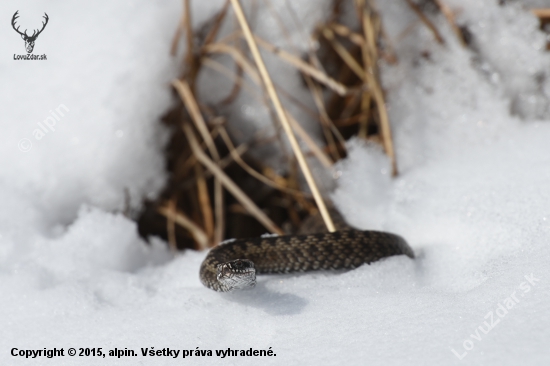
[199,219,414,292]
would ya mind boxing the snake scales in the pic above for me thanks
[200,212,414,292]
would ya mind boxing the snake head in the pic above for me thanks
[216,259,256,292]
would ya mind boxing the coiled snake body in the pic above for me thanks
[200,230,414,292]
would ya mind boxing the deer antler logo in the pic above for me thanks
[12,11,49,54]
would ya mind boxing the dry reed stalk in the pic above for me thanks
[323,26,398,176]
[172,79,225,245]
[215,15,246,106]
[170,5,185,56]
[176,74,220,160]
[284,113,334,168]
[183,123,284,235]
[203,43,262,84]
[379,27,399,64]
[165,198,178,251]
[158,203,209,250]
[434,0,466,47]
[194,163,214,239]
[356,1,375,139]
[532,8,550,50]
[218,127,308,197]
[532,9,550,18]
[230,0,336,232]
[396,20,421,44]
[337,88,363,122]
[323,27,367,78]
[202,57,260,98]
[203,0,231,46]
[404,0,445,44]
[334,113,369,127]
[304,75,344,161]
[183,141,249,184]
[183,0,196,81]
[356,0,398,175]
[329,23,366,46]
[252,35,348,96]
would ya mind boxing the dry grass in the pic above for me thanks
[135,1,550,250]
[533,8,550,50]
[137,0,423,250]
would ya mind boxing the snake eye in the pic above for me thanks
[234,260,242,268]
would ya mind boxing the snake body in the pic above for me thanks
[200,230,414,292]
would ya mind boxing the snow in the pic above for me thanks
[1,0,550,365]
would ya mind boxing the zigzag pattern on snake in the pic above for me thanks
[200,229,414,292]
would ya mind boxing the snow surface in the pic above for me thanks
[1,0,550,365]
